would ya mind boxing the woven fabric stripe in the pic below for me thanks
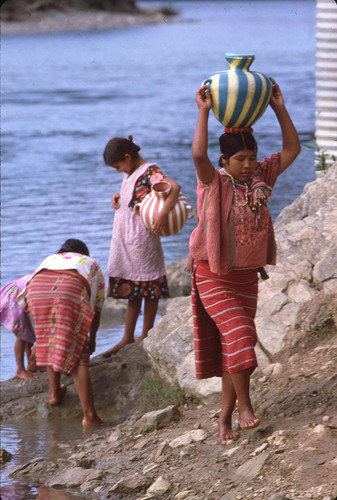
[26,270,93,376]
[192,262,258,377]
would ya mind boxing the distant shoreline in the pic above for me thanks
[1,8,181,36]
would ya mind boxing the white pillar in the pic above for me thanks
[316,0,337,157]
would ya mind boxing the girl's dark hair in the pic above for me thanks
[218,132,258,166]
[58,239,90,256]
[103,135,141,166]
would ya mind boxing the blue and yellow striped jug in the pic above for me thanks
[203,53,274,128]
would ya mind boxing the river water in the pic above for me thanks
[1,0,315,496]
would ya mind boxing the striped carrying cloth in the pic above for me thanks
[26,270,93,376]
[192,260,258,378]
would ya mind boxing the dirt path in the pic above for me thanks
[24,323,336,499]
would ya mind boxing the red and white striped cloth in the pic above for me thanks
[192,260,258,377]
[26,270,93,376]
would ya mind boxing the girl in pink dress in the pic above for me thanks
[0,275,37,379]
[103,136,181,356]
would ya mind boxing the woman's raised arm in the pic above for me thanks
[192,85,215,184]
[269,83,301,175]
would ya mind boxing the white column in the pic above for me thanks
[316,0,337,157]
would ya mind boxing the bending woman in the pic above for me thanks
[189,83,300,444]
[18,239,105,425]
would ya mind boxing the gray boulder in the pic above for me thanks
[144,166,337,399]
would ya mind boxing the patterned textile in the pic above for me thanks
[107,275,169,300]
[192,260,258,378]
[128,164,163,209]
[0,275,35,343]
[189,153,280,274]
[26,270,93,375]
[19,252,105,312]
[106,162,167,282]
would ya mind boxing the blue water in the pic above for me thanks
[1,1,315,494]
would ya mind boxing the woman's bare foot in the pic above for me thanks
[218,417,239,445]
[238,406,260,430]
[49,384,66,406]
[101,340,134,357]
[82,415,104,426]
[15,369,38,380]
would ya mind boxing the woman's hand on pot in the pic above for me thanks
[196,84,212,111]
[270,83,285,110]
[152,211,168,234]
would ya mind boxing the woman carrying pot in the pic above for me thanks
[189,83,300,444]
[102,136,180,357]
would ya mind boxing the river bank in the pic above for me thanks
[1,6,181,36]
[1,166,337,499]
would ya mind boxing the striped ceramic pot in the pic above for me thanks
[135,181,195,237]
[203,53,274,128]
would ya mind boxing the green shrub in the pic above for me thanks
[139,375,186,413]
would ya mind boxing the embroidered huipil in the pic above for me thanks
[189,153,280,273]
[17,253,105,311]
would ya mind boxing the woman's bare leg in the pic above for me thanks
[230,367,260,429]
[219,371,239,444]
[14,339,37,379]
[72,365,103,425]
[139,297,158,340]
[26,343,38,372]
[102,297,142,357]
[47,367,66,405]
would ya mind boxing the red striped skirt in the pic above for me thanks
[192,260,258,378]
[26,270,94,376]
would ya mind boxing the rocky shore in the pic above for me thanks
[1,166,337,499]
[1,6,181,36]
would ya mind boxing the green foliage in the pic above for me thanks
[139,375,186,413]
[303,140,336,172]
[309,315,333,336]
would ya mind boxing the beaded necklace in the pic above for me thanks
[221,168,249,207]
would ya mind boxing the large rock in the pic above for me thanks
[0,343,152,423]
[144,166,337,398]
[166,258,192,297]
[257,165,337,357]
[143,297,221,400]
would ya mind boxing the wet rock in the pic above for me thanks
[133,405,180,433]
[0,448,13,464]
[147,475,172,496]
[45,466,103,488]
[9,457,57,479]
[0,342,152,423]
[169,429,207,448]
[110,473,152,493]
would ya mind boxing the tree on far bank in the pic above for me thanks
[1,0,140,22]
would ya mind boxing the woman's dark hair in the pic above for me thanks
[218,132,258,166]
[58,239,90,256]
[103,135,141,166]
